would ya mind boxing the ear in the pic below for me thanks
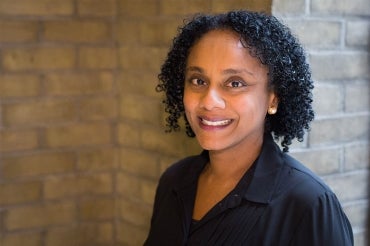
[267,92,279,115]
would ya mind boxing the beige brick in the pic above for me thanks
[1,152,76,179]
[79,96,118,121]
[0,182,41,205]
[252,0,272,12]
[272,0,305,15]
[346,20,370,47]
[44,173,113,199]
[43,20,111,43]
[2,47,75,71]
[117,221,148,245]
[140,179,157,205]
[77,0,116,17]
[139,19,180,46]
[140,127,187,156]
[77,148,118,171]
[311,0,370,16]
[285,20,341,48]
[312,83,343,116]
[0,74,40,98]
[45,123,112,148]
[3,100,77,127]
[344,143,370,170]
[117,71,159,97]
[117,0,157,17]
[213,0,271,13]
[120,148,158,177]
[117,172,140,196]
[119,46,166,72]
[78,46,117,69]
[310,115,370,146]
[117,122,141,147]
[44,72,113,96]
[119,200,152,227]
[343,201,368,228]
[0,129,38,152]
[2,231,42,246]
[310,52,370,81]
[323,171,369,202]
[117,172,157,204]
[345,81,370,113]
[157,137,202,172]
[116,18,180,46]
[353,229,366,246]
[79,197,115,220]
[160,0,210,15]
[120,94,160,124]
[115,20,141,45]
[0,20,38,42]
[290,147,341,175]
[0,0,74,16]
[0,210,3,229]
[46,223,113,246]
[5,202,76,230]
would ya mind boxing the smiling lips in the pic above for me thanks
[200,117,233,126]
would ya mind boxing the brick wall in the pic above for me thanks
[272,0,370,245]
[1,0,368,246]
[0,0,118,245]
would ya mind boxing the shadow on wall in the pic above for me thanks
[367,31,370,246]
[365,30,370,246]
[368,174,370,246]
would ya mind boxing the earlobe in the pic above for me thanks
[268,94,279,115]
[268,107,277,115]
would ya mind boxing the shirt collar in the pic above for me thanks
[241,133,284,204]
[174,133,283,205]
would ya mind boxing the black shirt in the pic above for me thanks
[144,134,353,246]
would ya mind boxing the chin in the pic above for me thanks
[196,139,225,151]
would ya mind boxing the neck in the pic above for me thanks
[206,134,264,181]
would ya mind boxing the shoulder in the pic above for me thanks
[276,153,335,205]
[281,155,354,245]
[158,152,207,187]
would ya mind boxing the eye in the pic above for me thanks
[190,78,206,86]
[227,80,246,88]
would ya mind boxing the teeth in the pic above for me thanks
[201,118,231,126]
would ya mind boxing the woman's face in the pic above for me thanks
[183,29,277,152]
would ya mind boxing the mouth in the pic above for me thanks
[200,117,233,126]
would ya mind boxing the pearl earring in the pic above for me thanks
[268,107,277,115]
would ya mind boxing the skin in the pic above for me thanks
[183,29,278,220]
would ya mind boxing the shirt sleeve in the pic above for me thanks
[290,191,354,246]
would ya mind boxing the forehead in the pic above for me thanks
[188,30,243,61]
[186,29,265,72]
[192,29,243,49]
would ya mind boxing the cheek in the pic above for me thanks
[183,90,196,112]
[236,96,267,118]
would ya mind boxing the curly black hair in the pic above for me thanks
[156,10,314,152]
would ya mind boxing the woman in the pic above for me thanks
[145,10,353,246]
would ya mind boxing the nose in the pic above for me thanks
[200,87,225,110]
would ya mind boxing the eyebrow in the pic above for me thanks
[223,68,254,77]
[185,66,254,77]
[185,66,203,73]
